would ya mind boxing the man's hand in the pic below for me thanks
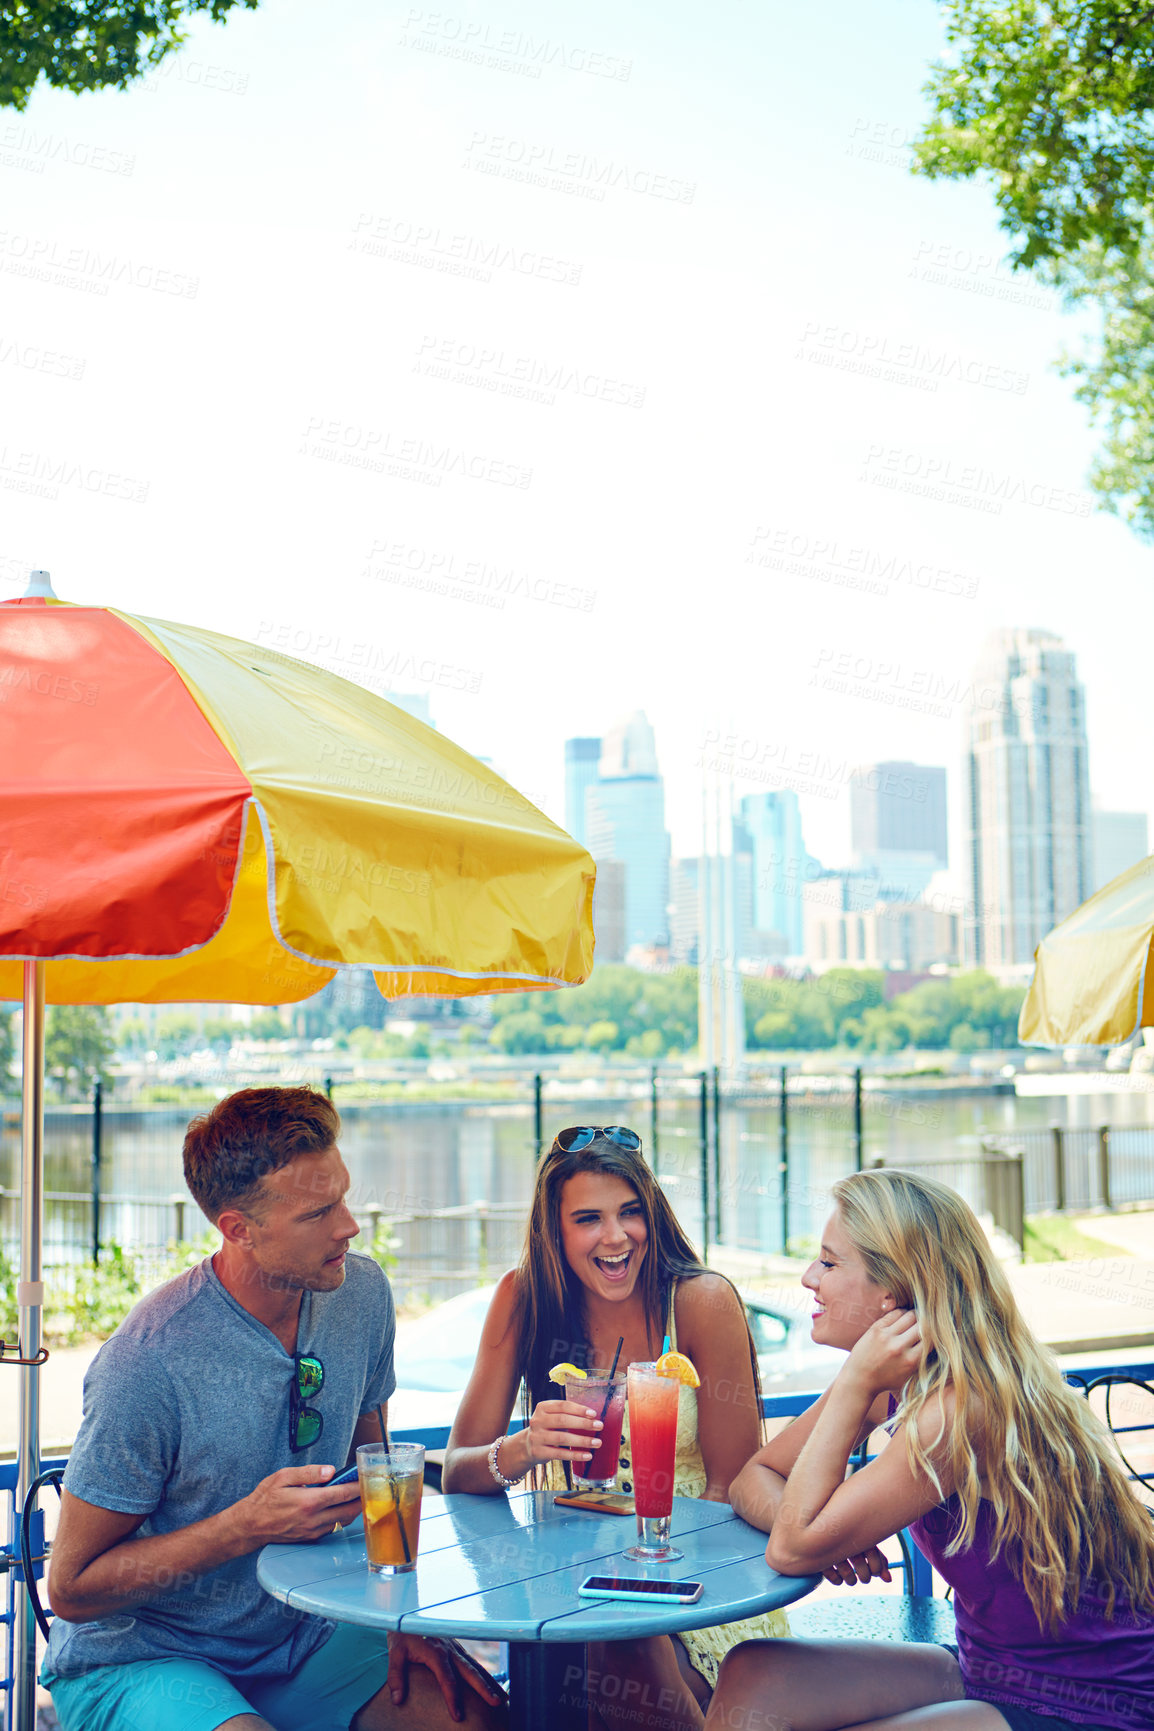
[822,1545,892,1588]
[238,1465,364,1548]
[386,1632,507,1722]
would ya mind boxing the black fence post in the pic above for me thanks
[853,1067,864,1173]
[650,1065,659,1176]
[534,1073,544,1161]
[711,1065,722,1244]
[1052,1124,1066,1211]
[698,1071,709,1263]
[779,1065,789,1255]
[91,1076,103,1266]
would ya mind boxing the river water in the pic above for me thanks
[5,1077,1154,1302]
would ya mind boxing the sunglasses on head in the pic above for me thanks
[552,1126,642,1154]
[290,1353,324,1451]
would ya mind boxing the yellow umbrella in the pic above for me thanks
[1019,856,1154,1046]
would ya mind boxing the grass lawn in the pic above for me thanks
[1023,1215,1133,1263]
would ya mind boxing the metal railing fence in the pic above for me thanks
[980,1124,1154,1217]
[4,1080,1154,1303]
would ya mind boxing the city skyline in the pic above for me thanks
[564,641,1150,977]
[4,1,1154,934]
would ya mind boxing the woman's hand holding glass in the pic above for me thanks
[524,1397,603,1469]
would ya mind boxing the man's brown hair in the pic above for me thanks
[183,1086,340,1222]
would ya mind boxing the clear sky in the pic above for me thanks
[2,0,1148,876]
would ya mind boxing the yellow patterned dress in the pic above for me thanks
[546,1287,789,1690]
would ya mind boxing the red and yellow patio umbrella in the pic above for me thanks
[2,580,594,1002]
[1,572,595,1724]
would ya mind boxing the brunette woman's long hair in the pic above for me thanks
[514,1130,761,1420]
[834,1169,1154,1630]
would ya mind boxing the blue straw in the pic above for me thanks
[661,1334,670,1356]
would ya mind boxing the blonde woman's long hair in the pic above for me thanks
[833,1169,1154,1631]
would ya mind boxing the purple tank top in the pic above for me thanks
[909,1495,1154,1730]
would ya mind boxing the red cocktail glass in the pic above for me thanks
[623,1361,683,1562]
[566,1372,627,1491]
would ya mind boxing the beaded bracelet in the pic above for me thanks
[487,1433,524,1490]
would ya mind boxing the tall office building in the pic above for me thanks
[736,790,815,956]
[850,761,947,900]
[585,712,671,953]
[670,858,700,965]
[1091,808,1149,893]
[564,737,601,847]
[964,629,1092,968]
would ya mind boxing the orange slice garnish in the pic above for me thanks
[655,1350,700,1387]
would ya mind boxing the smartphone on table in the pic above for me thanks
[579,1575,703,1604]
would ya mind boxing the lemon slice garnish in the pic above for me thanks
[655,1350,700,1388]
[549,1362,587,1385]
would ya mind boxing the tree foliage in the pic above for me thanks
[914,1,1154,536]
[743,969,1022,1053]
[488,965,699,1057]
[0,1,261,110]
[45,1004,115,1096]
[485,965,1022,1056]
[916,1,1154,269]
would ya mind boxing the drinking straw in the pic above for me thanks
[376,1406,412,1565]
[661,1334,671,1357]
[600,1336,625,1422]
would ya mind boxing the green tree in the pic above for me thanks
[490,1011,549,1055]
[915,2,1154,271]
[913,1,1154,534]
[201,1016,236,1053]
[487,964,698,1055]
[154,1010,199,1060]
[248,1009,287,1041]
[583,1019,619,1051]
[0,1008,13,1088]
[0,1,261,111]
[44,1005,115,1097]
[116,1015,150,1056]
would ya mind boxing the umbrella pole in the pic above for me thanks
[15,960,45,1731]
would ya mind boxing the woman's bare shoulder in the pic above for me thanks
[675,1270,744,1327]
[479,1268,523,1344]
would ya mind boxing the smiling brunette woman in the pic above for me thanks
[442,1127,788,1731]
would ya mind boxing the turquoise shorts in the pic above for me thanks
[43,1621,391,1731]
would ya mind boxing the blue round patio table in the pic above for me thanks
[257,1489,821,1730]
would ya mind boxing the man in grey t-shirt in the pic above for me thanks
[42,1086,506,1731]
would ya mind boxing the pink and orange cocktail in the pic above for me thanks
[623,1361,683,1561]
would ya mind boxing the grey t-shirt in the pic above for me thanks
[45,1251,395,1682]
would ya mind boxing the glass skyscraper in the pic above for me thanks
[737,790,814,957]
[584,712,671,953]
[964,628,1092,967]
[563,736,601,848]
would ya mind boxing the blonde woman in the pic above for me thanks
[708,1168,1154,1731]
[442,1126,789,1731]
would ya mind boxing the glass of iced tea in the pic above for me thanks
[566,1371,627,1491]
[356,1442,423,1575]
[623,1362,682,1561]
